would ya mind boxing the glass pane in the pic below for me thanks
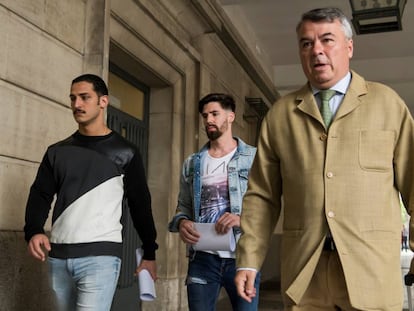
[352,0,397,11]
[108,72,144,120]
[359,16,397,25]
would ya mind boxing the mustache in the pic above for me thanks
[206,124,218,130]
[73,109,85,114]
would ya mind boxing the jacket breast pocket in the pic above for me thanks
[359,130,395,171]
[238,169,249,195]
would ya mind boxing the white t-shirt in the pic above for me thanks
[199,148,237,258]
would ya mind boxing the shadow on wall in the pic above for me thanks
[0,231,57,311]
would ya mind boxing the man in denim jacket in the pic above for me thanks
[169,93,260,310]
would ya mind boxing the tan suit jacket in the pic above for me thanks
[237,71,414,310]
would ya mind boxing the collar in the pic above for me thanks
[198,137,252,156]
[311,71,352,95]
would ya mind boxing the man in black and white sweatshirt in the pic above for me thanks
[24,74,158,311]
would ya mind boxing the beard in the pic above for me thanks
[206,122,228,141]
[207,129,222,140]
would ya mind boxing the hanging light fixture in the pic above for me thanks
[349,0,407,34]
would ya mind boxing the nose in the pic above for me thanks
[206,114,215,124]
[203,113,212,124]
[311,40,324,55]
[71,97,82,108]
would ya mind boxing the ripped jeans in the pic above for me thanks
[186,251,260,311]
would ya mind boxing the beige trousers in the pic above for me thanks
[285,251,360,311]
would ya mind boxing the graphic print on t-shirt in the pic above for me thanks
[200,150,235,223]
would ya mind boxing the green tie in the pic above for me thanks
[319,89,336,127]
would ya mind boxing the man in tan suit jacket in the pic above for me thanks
[235,7,414,311]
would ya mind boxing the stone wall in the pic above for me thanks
[0,231,57,310]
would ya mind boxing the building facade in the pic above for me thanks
[0,0,279,310]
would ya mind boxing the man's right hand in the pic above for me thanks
[178,219,200,244]
[235,270,257,302]
[28,233,51,262]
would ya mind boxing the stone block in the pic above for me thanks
[0,231,56,311]
[0,81,76,162]
[0,8,83,105]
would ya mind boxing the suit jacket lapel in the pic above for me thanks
[335,71,368,121]
[296,84,324,125]
[295,71,369,125]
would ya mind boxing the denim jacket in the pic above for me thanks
[168,137,256,233]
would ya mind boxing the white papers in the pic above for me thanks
[192,223,236,252]
[135,248,156,301]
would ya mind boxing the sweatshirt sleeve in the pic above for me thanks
[124,151,158,260]
[24,151,57,242]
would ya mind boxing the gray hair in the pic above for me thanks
[296,8,353,40]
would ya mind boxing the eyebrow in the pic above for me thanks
[301,31,334,38]
[320,32,335,38]
[299,31,336,42]
[70,92,90,97]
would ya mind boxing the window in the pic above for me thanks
[108,72,145,121]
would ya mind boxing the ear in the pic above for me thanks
[347,39,354,59]
[99,95,109,109]
[227,111,235,123]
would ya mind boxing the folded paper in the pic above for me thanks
[192,223,236,252]
[135,248,156,301]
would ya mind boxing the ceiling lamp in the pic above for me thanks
[349,0,407,34]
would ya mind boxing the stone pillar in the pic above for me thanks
[83,0,110,78]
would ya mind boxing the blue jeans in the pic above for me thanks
[186,251,261,311]
[48,256,121,311]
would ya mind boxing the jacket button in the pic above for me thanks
[320,133,328,141]
[326,172,334,178]
[328,211,335,218]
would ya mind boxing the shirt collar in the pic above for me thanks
[311,71,352,95]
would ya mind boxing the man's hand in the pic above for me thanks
[28,233,51,262]
[215,212,240,234]
[235,270,257,303]
[135,260,157,281]
[178,219,200,244]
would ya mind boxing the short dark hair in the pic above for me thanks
[296,8,353,40]
[71,74,109,97]
[198,93,236,114]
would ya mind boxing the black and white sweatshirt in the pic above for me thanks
[24,131,158,260]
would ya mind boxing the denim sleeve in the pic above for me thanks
[168,158,194,232]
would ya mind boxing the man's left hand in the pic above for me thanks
[215,212,240,234]
[135,260,157,281]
